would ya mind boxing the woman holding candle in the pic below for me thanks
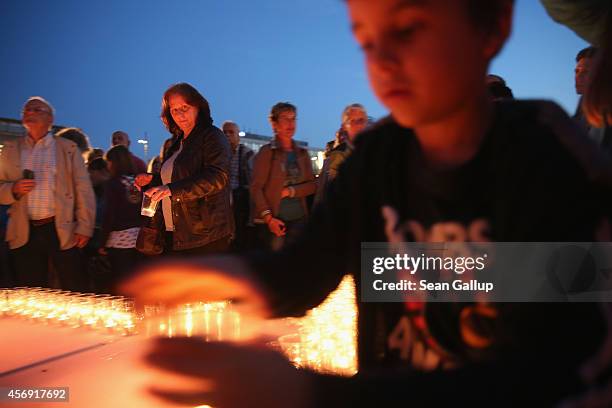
[135,83,233,256]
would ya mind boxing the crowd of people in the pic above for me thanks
[2,0,612,406]
[0,87,356,292]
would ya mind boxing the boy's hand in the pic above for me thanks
[145,338,312,408]
[119,256,271,319]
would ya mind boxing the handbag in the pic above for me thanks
[135,226,163,255]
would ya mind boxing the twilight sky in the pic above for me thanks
[0,0,588,159]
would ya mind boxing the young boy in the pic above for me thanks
[123,0,611,406]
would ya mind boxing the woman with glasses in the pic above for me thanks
[134,83,233,256]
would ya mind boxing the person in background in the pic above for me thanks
[572,46,598,133]
[543,0,612,153]
[97,145,143,292]
[111,130,148,174]
[135,83,233,256]
[540,1,612,406]
[222,120,254,252]
[86,148,105,164]
[324,127,348,159]
[0,96,95,291]
[315,103,368,204]
[0,205,12,286]
[56,127,92,161]
[84,158,111,292]
[486,74,514,101]
[250,102,317,251]
[147,138,174,175]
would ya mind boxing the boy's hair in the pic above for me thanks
[576,46,598,62]
[269,102,297,123]
[466,0,514,34]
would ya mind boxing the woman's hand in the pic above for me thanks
[281,187,292,199]
[145,338,311,408]
[267,217,286,237]
[135,173,154,191]
[145,185,171,202]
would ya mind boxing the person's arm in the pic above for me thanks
[326,149,347,181]
[168,129,231,201]
[0,141,20,205]
[72,145,96,238]
[287,150,317,198]
[0,181,17,205]
[250,147,274,219]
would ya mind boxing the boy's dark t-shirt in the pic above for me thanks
[247,101,610,403]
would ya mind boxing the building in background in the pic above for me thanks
[0,117,65,140]
[0,118,326,174]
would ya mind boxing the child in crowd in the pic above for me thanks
[99,145,143,293]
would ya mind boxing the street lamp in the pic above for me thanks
[137,136,149,161]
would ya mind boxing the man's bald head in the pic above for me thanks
[111,131,130,147]
[222,121,240,152]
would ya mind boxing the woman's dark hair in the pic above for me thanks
[161,82,213,138]
[86,148,105,164]
[104,145,136,177]
[56,127,91,153]
[87,157,108,172]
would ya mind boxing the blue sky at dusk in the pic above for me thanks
[1,0,588,159]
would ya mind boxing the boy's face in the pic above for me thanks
[348,0,508,128]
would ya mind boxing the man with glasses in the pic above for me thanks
[0,97,95,290]
[315,103,368,204]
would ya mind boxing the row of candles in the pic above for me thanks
[1,277,358,376]
[279,275,358,376]
[0,287,137,334]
